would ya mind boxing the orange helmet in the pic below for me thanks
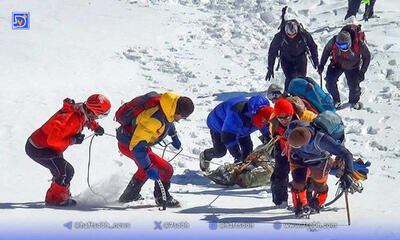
[85,94,111,118]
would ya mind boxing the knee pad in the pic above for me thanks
[312,180,328,193]
[290,181,307,192]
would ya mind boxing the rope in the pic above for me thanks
[208,195,221,207]
[86,134,172,211]
[84,133,94,140]
[87,135,108,202]
[102,132,223,165]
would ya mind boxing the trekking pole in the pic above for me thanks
[104,132,116,138]
[319,73,323,90]
[275,55,281,71]
[344,190,351,226]
[156,179,167,211]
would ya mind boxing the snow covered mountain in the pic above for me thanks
[1,0,399,239]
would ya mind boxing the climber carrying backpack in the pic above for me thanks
[282,116,354,218]
[115,91,194,207]
[318,24,371,110]
[265,6,319,92]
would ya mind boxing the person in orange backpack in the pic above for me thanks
[25,94,111,206]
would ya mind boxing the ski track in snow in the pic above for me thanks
[1,0,400,238]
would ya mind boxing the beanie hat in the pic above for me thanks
[175,96,194,118]
[266,84,283,101]
[252,106,274,128]
[274,98,294,117]
[288,127,311,148]
[336,31,351,44]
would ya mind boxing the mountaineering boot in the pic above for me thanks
[199,151,211,172]
[291,189,310,218]
[154,181,181,208]
[45,181,76,206]
[155,196,181,208]
[274,201,288,209]
[309,191,328,214]
[119,177,145,203]
[351,102,363,110]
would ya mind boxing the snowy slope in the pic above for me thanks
[1,0,400,239]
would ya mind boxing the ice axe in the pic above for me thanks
[345,190,351,225]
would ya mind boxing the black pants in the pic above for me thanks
[270,145,289,205]
[281,55,307,92]
[203,130,253,162]
[25,139,74,186]
[364,0,376,19]
[345,0,362,19]
[325,65,361,104]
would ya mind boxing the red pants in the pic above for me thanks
[118,142,173,182]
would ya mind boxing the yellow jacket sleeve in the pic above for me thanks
[128,107,165,151]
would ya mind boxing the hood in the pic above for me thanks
[160,92,180,122]
[62,98,80,112]
[246,95,270,116]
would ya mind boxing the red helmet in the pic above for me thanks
[85,94,111,117]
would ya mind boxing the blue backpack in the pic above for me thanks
[288,77,335,113]
[312,110,345,143]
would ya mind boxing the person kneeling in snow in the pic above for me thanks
[199,96,273,172]
[25,95,111,206]
[116,92,194,207]
[284,121,354,218]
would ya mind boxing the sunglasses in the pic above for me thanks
[277,115,292,121]
[336,42,350,51]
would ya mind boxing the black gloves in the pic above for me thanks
[72,133,85,145]
[265,68,274,81]
[317,65,324,75]
[340,172,353,190]
[359,71,365,82]
[94,126,104,136]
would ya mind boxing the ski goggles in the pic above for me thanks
[335,42,350,51]
[277,115,292,121]
[87,108,110,120]
[97,109,110,119]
